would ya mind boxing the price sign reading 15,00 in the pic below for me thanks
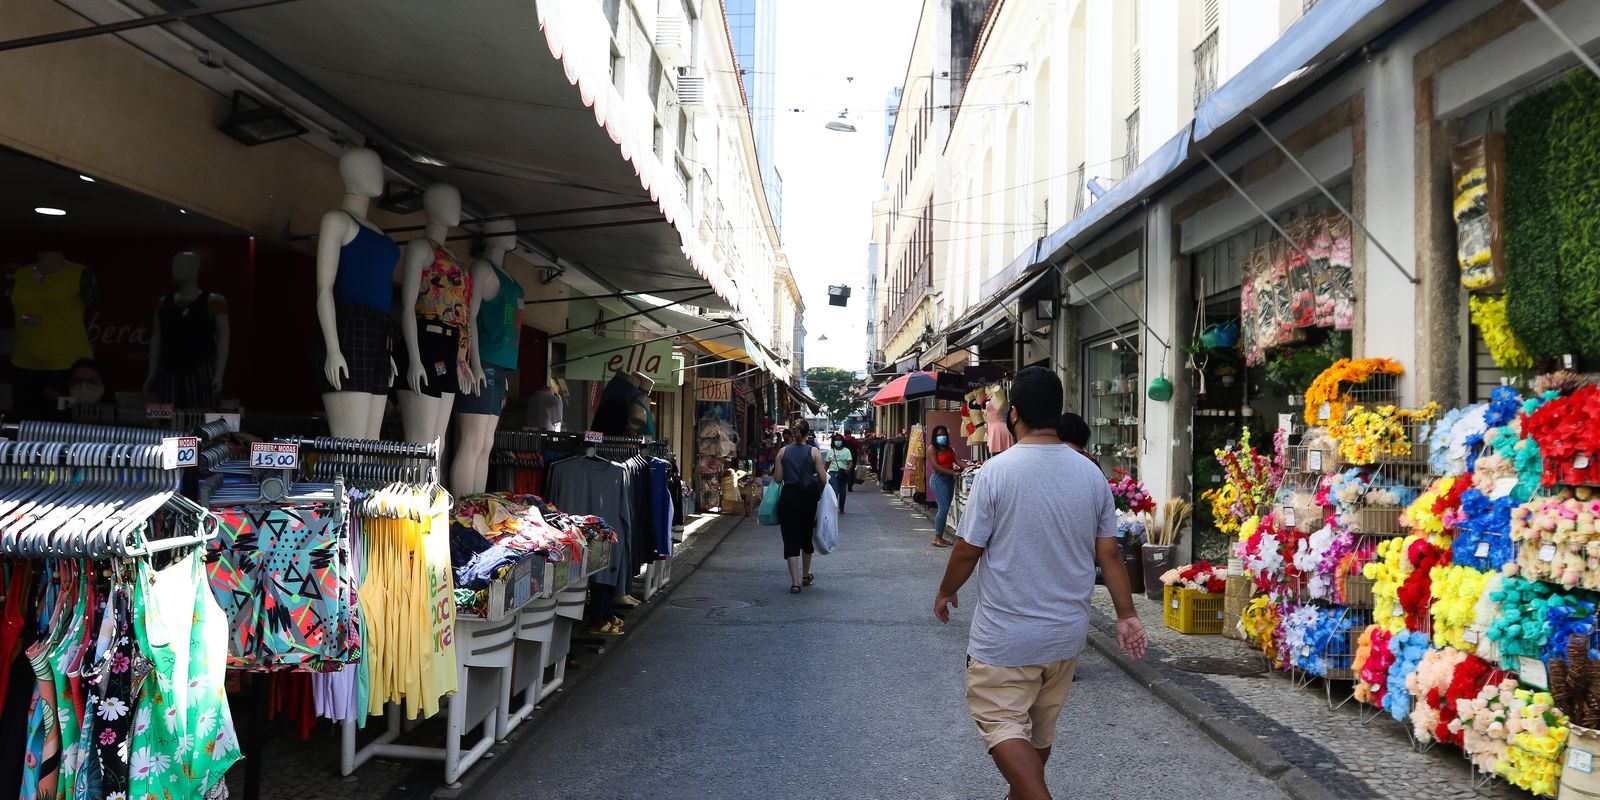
[250,442,300,470]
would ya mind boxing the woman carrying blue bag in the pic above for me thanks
[772,418,829,594]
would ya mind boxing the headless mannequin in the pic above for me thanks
[315,148,394,438]
[449,218,516,494]
[398,183,479,449]
[144,251,230,405]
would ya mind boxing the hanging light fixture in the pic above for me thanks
[217,91,306,146]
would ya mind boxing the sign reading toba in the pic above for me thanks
[696,377,732,402]
[564,335,676,386]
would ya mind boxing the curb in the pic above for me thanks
[1084,629,1341,800]
[421,513,748,799]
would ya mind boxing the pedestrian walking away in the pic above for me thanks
[825,433,854,513]
[925,424,965,548]
[774,418,829,594]
[1056,412,1100,469]
[933,367,1149,800]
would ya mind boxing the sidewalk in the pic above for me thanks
[1087,589,1520,800]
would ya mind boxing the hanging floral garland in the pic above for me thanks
[1469,294,1536,371]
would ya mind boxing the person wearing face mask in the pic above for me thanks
[926,424,966,548]
[824,433,855,513]
[65,358,109,413]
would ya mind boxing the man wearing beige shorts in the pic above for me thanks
[934,367,1148,800]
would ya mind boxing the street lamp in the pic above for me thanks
[824,110,856,133]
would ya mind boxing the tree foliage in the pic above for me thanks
[804,366,863,419]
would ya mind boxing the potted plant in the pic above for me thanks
[1144,499,1192,602]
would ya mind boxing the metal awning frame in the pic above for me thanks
[547,321,737,369]
[1519,0,1600,81]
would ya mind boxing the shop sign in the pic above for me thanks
[564,336,676,386]
[696,377,732,402]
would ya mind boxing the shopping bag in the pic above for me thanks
[813,484,839,554]
[757,481,782,526]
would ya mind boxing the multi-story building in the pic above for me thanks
[725,0,783,240]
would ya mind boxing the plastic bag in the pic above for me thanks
[758,481,782,527]
[813,484,839,554]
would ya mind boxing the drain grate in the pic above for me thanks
[1167,657,1266,676]
[670,597,753,610]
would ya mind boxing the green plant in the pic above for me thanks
[1504,72,1600,359]
[1263,330,1351,391]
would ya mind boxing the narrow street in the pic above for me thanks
[477,488,1287,800]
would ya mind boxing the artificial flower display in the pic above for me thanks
[1403,475,1464,540]
[1456,487,1517,571]
[1396,538,1449,633]
[1365,536,1410,633]
[1241,595,1283,667]
[1328,403,1440,465]
[1286,605,1360,677]
[1431,565,1493,652]
[1302,357,1405,427]
[1202,484,1242,536]
[1109,469,1155,513]
[1214,428,1282,525]
[1158,561,1226,594]
[1429,403,1491,476]
[1356,625,1396,705]
[1533,370,1590,398]
[1383,628,1431,721]
[1470,294,1536,371]
[1437,654,1503,747]
[1408,646,1470,743]
[1472,573,1508,663]
[1485,576,1598,667]
[1512,489,1600,589]
[1523,385,1600,487]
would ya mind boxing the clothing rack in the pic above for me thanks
[0,439,217,558]
[284,436,440,488]
[8,419,164,443]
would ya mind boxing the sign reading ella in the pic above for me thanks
[564,336,677,385]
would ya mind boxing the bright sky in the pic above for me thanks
[771,0,921,373]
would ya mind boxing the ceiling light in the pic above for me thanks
[218,90,307,146]
[34,207,66,216]
[410,153,450,168]
[178,209,188,215]
[78,174,95,183]
[377,182,426,215]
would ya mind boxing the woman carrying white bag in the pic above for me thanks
[774,419,830,594]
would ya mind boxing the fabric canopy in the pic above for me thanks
[871,371,966,406]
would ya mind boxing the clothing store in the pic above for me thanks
[0,1,782,798]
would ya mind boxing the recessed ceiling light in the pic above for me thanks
[178,209,188,215]
[34,207,66,216]
[78,174,95,183]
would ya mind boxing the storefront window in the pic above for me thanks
[1083,333,1139,478]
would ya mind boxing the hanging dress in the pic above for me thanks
[128,551,240,800]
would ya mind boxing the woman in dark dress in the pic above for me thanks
[773,418,830,594]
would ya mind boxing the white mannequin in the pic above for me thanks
[449,218,516,494]
[315,148,393,439]
[143,251,230,402]
[397,183,481,449]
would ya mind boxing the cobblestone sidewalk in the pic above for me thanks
[1090,588,1519,800]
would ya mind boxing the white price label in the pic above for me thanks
[1301,646,1311,657]
[1171,598,1180,610]
[161,436,199,470]
[1464,629,1479,644]
[1279,413,1294,434]
[1519,656,1549,690]
[642,435,654,444]
[1225,439,1236,451]
[1210,474,1222,483]
[583,430,605,443]
[1318,402,1332,421]
[250,442,300,470]
[1570,748,1595,775]
[1492,477,1518,499]
[203,412,241,433]
[1565,354,1576,370]
[1577,454,1592,470]
[1283,507,1297,527]
[1475,542,1490,558]
[1392,605,1405,617]
[1539,544,1557,562]
[1306,450,1323,472]
[145,403,175,421]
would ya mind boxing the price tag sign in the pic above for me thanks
[1210,474,1222,484]
[1318,402,1332,421]
[1519,656,1549,690]
[1284,507,1297,527]
[1464,629,1480,644]
[1492,477,1518,499]
[1279,413,1294,434]
[1301,646,1311,657]
[1564,354,1576,370]
[1475,542,1490,558]
[1171,598,1180,610]
[161,437,199,470]
[1570,748,1595,775]
[1540,544,1557,562]
[583,431,604,444]
[1392,605,1405,618]
[250,442,299,470]
[145,403,175,421]
[642,435,654,444]
[1577,454,1591,470]
[203,412,241,433]
[1306,450,1324,472]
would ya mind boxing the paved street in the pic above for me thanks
[476,487,1286,800]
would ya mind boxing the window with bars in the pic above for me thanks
[1194,29,1219,107]
[1124,110,1140,177]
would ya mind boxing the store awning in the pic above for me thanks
[682,327,787,381]
[173,0,736,309]
[787,384,822,414]
[870,371,966,406]
[953,317,1012,351]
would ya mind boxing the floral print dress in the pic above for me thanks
[128,552,240,800]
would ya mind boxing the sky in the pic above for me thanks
[769,0,921,374]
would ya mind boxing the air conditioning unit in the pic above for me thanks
[655,13,689,68]
[676,69,706,110]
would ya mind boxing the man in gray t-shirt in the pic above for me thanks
[935,367,1147,800]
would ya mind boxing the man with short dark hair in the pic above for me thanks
[934,367,1147,800]
[1056,412,1098,467]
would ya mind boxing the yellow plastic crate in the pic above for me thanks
[1164,585,1226,635]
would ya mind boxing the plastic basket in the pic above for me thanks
[1164,585,1225,635]
[1224,575,1253,616]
